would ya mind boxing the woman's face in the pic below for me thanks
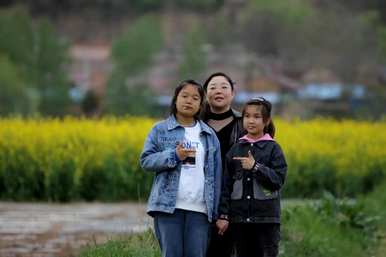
[206,76,234,112]
[176,84,202,118]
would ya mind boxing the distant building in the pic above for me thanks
[69,44,112,96]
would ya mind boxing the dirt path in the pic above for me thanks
[0,202,151,257]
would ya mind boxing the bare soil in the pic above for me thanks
[0,202,151,257]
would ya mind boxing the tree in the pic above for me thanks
[0,54,31,115]
[104,15,163,115]
[239,0,380,83]
[0,6,70,116]
[179,23,207,80]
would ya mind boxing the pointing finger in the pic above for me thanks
[233,157,248,160]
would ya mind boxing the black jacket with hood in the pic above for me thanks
[218,136,287,224]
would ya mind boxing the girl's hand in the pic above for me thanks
[176,143,196,161]
[233,151,255,170]
[216,219,229,235]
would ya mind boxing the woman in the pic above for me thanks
[140,79,222,257]
[201,72,245,257]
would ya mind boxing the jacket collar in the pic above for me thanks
[166,115,213,135]
[238,133,274,148]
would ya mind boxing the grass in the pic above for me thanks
[78,184,386,257]
[78,230,160,257]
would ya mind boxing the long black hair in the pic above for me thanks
[170,79,205,120]
[242,97,275,138]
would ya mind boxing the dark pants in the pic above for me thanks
[232,223,280,257]
[153,209,210,257]
[206,223,234,257]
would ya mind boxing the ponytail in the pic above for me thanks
[264,119,275,138]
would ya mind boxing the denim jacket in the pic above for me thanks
[140,115,222,222]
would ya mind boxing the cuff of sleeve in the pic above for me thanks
[218,214,229,221]
[251,162,262,173]
[168,150,178,168]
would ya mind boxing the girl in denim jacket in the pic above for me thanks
[216,98,287,257]
[140,80,222,257]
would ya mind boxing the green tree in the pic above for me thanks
[105,15,163,115]
[0,6,70,116]
[34,19,71,115]
[179,23,207,80]
[0,54,30,115]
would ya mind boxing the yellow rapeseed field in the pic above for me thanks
[0,117,385,200]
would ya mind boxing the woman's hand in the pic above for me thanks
[233,150,255,170]
[216,219,229,235]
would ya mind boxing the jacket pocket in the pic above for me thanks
[252,179,279,200]
[231,178,243,200]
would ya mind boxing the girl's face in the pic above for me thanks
[243,105,268,137]
[206,76,234,111]
[176,84,201,118]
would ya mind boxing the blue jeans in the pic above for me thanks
[154,209,210,257]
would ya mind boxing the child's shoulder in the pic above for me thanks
[267,140,285,157]
[148,119,169,134]
[153,119,167,127]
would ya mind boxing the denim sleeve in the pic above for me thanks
[252,143,287,191]
[212,136,222,220]
[140,126,179,172]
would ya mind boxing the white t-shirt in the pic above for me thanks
[175,122,207,214]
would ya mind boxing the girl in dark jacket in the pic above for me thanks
[216,98,287,257]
